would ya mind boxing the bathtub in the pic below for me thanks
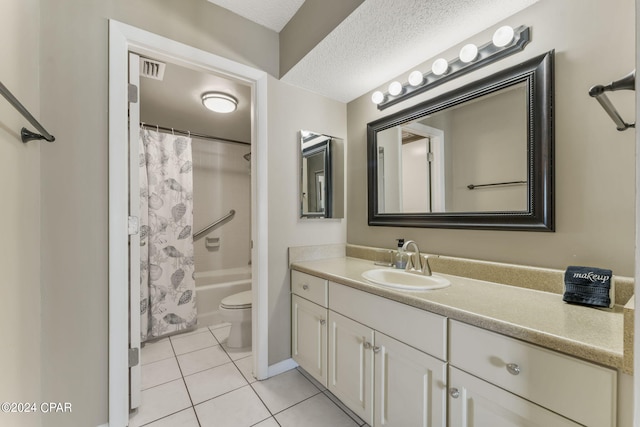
[194,266,252,327]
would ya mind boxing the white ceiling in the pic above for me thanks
[206,0,305,32]
[208,0,539,103]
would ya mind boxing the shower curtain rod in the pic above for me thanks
[140,122,250,146]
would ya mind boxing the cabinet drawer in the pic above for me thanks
[449,320,616,427]
[330,282,447,360]
[291,270,328,307]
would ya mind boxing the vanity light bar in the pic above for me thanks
[373,25,531,111]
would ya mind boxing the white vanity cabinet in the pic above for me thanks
[291,271,329,387]
[291,267,620,427]
[328,282,447,427]
[449,320,617,427]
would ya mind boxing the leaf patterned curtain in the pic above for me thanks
[139,129,197,341]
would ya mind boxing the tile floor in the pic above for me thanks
[129,323,369,427]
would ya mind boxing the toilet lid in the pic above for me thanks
[220,291,252,309]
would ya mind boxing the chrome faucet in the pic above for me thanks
[401,240,433,276]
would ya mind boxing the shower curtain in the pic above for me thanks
[139,128,197,341]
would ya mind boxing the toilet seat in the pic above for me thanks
[220,291,252,310]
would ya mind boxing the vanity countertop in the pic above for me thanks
[291,256,624,370]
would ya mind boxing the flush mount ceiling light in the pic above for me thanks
[372,25,530,111]
[201,92,238,113]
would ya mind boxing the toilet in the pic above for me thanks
[219,290,252,348]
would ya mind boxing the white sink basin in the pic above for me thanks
[361,269,451,291]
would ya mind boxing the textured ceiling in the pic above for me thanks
[281,0,539,102]
[206,0,305,32]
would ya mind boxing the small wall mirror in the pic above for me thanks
[367,51,554,231]
[300,130,345,218]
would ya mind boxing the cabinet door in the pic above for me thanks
[449,367,581,427]
[328,310,374,425]
[291,295,327,387]
[374,332,447,427]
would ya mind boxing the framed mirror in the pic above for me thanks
[367,51,554,231]
[300,130,345,218]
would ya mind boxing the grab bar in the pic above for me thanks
[0,80,56,143]
[467,180,527,190]
[193,209,235,239]
[589,70,635,131]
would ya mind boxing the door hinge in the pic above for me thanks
[427,152,434,162]
[129,347,139,368]
[128,216,139,235]
[128,83,138,103]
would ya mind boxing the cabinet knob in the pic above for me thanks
[302,284,309,290]
[450,388,460,399]
[363,341,372,350]
[319,319,326,325]
[372,345,381,353]
[506,363,521,375]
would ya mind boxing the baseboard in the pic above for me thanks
[267,358,298,377]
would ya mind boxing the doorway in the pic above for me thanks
[108,20,269,427]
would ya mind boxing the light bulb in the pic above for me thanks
[493,26,515,47]
[431,58,449,76]
[408,70,424,86]
[388,81,403,96]
[459,44,478,63]
[371,91,385,104]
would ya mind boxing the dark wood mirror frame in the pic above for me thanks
[367,50,554,231]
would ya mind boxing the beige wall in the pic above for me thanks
[0,1,41,426]
[347,0,636,276]
[267,76,347,364]
[38,1,278,426]
[192,138,251,272]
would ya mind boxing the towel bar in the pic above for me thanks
[589,70,635,131]
[0,80,56,143]
[467,180,527,190]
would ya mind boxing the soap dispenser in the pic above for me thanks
[395,239,407,269]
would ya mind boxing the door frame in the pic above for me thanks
[127,51,142,411]
[108,20,269,426]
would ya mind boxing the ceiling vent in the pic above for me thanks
[140,58,166,80]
